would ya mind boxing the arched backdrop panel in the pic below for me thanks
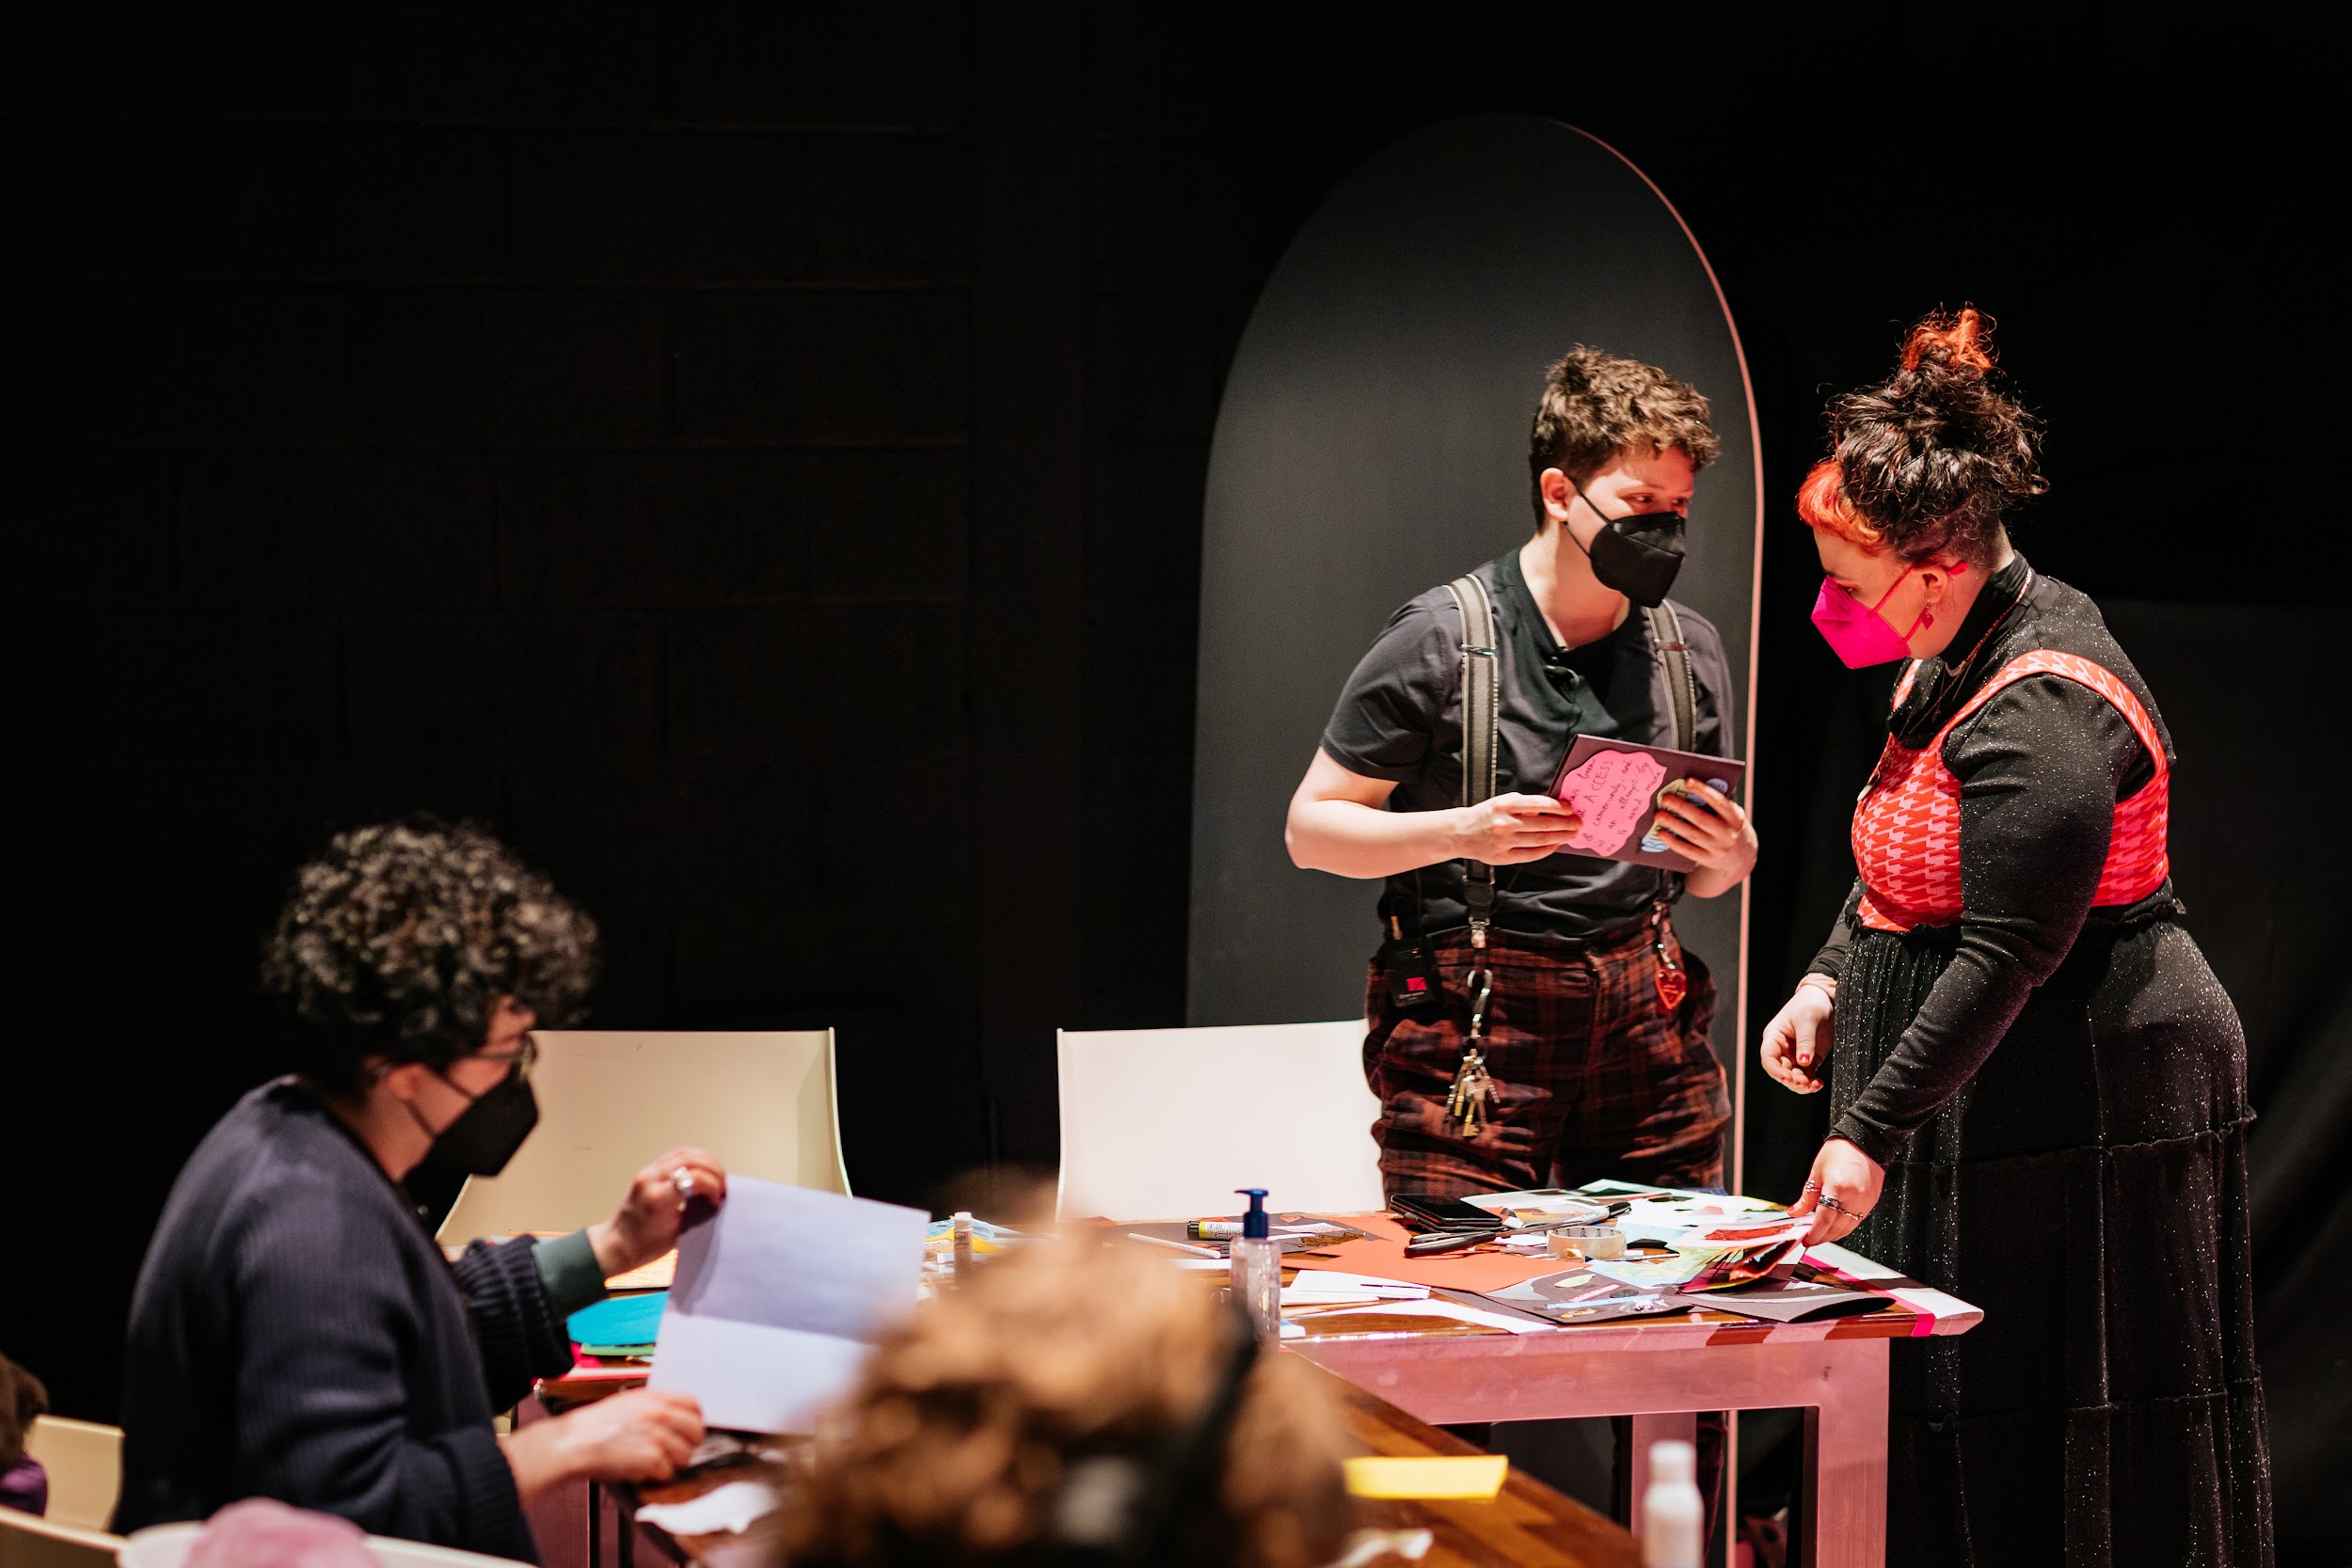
[1187,116,1763,1160]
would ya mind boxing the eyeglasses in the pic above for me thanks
[473,1033,538,1081]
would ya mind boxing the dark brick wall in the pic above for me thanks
[1,4,2328,1431]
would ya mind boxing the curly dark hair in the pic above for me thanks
[1,1351,46,1471]
[1807,308,2047,564]
[260,818,599,1093]
[777,1238,1351,1568]
[1527,345,1720,521]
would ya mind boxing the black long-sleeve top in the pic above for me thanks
[115,1080,606,1561]
[1806,557,2174,1165]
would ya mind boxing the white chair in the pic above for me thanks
[0,1507,119,1568]
[438,1030,850,1247]
[119,1519,529,1565]
[19,1418,119,1534]
[1055,1020,1384,1222]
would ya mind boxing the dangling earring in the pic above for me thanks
[1919,610,1935,632]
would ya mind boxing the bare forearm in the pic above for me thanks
[1286,797,1464,879]
[1684,862,1746,899]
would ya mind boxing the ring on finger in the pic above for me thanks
[671,1166,695,1207]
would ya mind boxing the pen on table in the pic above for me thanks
[1128,1231,1222,1259]
[1404,1229,1492,1258]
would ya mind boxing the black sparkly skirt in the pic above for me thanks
[1829,913,2272,1567]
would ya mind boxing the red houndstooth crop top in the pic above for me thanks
[1851,649,2171,934]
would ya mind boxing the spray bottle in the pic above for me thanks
[1229,1187,1281,1339]
[1641,1438,1704,1568]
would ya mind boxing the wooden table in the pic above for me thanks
[1286,1240,1979,1568]
[564,1366,1637,1568]
[1308,1359,1638,1568]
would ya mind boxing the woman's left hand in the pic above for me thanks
[1787,1138,1885,1247]
[1652,783,1758,894]
[588,1146,729,1279]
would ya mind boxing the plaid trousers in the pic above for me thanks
[1364,917,1729,1199]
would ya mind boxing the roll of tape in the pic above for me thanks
[1547,1225,1625,1260]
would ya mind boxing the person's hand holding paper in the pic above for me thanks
[590,1144,729,1280]
[649,1176,930,1434]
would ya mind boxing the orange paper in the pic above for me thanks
[1285,1212,1566,1292]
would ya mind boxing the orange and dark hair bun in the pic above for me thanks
[1799,307,2045,564]
[1899,309,1995,373]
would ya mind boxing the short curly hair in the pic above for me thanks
[1527,345,1720,522]
[777,1237,1352,1568]
[1,1352,48,1471]
[260,819,598,1092]
[1798,308,2046,565]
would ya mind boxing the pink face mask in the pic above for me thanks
[1808,562,1962,668]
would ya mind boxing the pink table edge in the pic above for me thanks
[1284,1238,1979,1568]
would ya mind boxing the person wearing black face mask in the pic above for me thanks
[1288,344,1757,1200]
[116,819,731,1563]
[1287,346,1757,1535]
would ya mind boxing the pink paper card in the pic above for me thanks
[1545,735,1747,871]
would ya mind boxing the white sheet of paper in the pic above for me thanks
[649,1176,929,1433]
[631,1479,783,1537]
[1280,1271,1429,1304]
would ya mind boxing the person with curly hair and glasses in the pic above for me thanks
[1758,311,2272,1564]
[115,819,731,1563]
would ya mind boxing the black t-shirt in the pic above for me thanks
[1318,549,1736,941]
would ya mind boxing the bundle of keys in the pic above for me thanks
[1443,954,1497,1134]
[1444,1045,1493,1134]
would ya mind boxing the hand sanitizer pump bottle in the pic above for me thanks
[1641,1439,1704,1568]
[1230,1188,1281,1339]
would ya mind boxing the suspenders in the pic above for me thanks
[1433,577,1698,1133]
[1444,575,1503,946]
[1647,601,1698,757]
[1439,577,1502,1133]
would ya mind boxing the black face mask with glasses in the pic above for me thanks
[401,1035,540,1178]
[1566,478,1686,608]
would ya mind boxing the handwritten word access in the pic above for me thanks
[1557,747,1668,856]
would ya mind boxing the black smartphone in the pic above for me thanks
[1391,1192,1501,1233]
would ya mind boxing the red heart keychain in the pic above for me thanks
[1656,965,1687,1014]
[1649,901,1687,1014]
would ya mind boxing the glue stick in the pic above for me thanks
[1229,1188,1280,1339]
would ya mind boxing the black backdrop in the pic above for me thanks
[3,5,2342,1558]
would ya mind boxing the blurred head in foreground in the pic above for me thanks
[778,1237,1351,1568]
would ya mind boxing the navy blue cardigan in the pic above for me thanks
[114,1081,581,1561]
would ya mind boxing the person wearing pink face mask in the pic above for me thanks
[1756,310,2270,1564]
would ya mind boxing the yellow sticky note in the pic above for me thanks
[1343,1454,1509,1499]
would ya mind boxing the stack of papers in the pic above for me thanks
[567,1291,668,1359]
[1471,1187,1899,1326]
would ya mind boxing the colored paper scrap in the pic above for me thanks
[1556,747,1669,855]
[568,1290,668,1348]
[1343,1455,1509,1500]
